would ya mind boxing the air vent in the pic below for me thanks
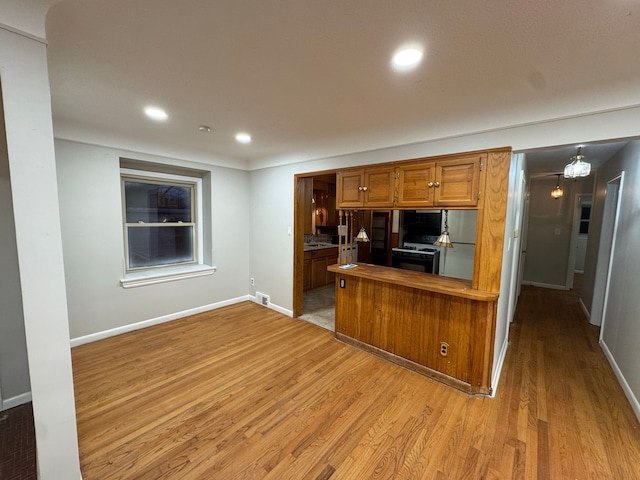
[256,292,270,307]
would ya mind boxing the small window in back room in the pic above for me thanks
[579,205,591,234]
[121,169,201,271]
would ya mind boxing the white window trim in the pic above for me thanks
[120,168,212,287]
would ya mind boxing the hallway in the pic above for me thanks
[503,285,640,478]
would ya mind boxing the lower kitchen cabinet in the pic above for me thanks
[304,247,338,291]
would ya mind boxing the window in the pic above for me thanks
[121,169,202,272]
[579,205,591,234]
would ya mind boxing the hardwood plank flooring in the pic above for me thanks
[72,286,640,479]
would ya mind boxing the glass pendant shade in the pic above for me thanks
[564,148,591,178]
[434,231,453,248]
[356,226,369,242]
[433,209,453,248]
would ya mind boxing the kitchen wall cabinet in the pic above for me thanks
[313,179,338,227]
[337,153,484,210]
[396,154,483,208]
[336,167,396,209]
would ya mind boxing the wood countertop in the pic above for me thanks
[327,263,498,301]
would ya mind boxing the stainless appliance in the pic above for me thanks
[391,234,440,274]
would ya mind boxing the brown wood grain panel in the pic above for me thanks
[332,269,496,393]
[363,167,396,207]
[434,155,483,207]
[396,162,435,207]
[473,149,510,292]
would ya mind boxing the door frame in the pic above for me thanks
[590,172,624,328]
[293,170,338,317]
[565,193,592,289]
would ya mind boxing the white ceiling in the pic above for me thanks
[44,0,640,171]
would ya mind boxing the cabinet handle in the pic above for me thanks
[358,186,363,191]
[362,186,368,191]
[428,181,434,188]
[434,181,440,187]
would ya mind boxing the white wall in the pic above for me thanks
[0,85,30,409]
[55,140,251,340]
[523,175,594,289]
[585,140,640,419]
[492,153,527,392]
[0,24,81,479]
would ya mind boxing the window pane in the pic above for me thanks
[579,221,589,234]
[128,226,194,268]
[125,181,192,223]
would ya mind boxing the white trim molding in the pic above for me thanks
[120,264,216,288]
[2,391,32,411]
[70,295,250,347]
[600,340,640,423]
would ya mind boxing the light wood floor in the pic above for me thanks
[72,286,640,479]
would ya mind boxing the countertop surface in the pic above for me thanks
[304,242,339,252]
[327,263,498,301]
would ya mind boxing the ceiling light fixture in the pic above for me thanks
[235,132,252,144]
[392,47,423,70]
[144,106,168,121]
[198,125,212,133]
[551,174,564,199]
[564,146,591,178]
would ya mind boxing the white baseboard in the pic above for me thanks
[70,295,252,347]
[600,339,640,423]
[522,281,569,291]
[578,297,591,322]
[2,391,32,411]
[490,336,509,398]
[249,295,293,317]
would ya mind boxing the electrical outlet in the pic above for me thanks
[250,278,255,286]
[440,342,449,357]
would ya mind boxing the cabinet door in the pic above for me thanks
[336,170,364,208]
[363,167,396,208]
[434,155,482,207]
[303,258,312,291]
[311,257,328,289]
[396,162,436,207]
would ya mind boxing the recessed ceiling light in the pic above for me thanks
[144,106,168,121]
[235,132,252,144]
[392,47,423,71]
[198,125,212,133]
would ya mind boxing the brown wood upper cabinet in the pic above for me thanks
[336,166,396,208]
[396,154,484,208]
[337,154,484,209]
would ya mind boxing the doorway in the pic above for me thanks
[566,194,592,291]
[293,171,339,324]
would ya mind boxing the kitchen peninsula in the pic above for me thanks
[329,147,511,395]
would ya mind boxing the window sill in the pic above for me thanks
[120,265,217,289]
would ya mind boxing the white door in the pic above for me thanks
[574,235,588,272]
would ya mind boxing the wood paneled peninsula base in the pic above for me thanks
[328,263,498,395]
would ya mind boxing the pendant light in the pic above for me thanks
[434,209,453,248]
[564,146,591,178]
[551,174,563,199]
[355,210,369,242]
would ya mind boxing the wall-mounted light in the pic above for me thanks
[551,174,564,199]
